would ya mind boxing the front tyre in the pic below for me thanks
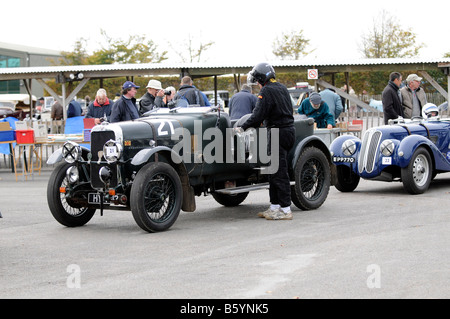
[130,162,182,232]
[291,147,330,210]
[335,165,360,192]
[47,162,96,227]
[401,147,432,194]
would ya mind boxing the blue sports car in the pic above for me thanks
[330,103,450,194]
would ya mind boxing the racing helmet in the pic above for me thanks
[422,103,439,119]
[247,63,276,85]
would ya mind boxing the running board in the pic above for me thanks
[214,182,295,195]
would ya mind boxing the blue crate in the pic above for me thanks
[0,130,15,142]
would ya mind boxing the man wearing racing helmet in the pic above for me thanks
[237,62,295,220]
[422,103,439,119]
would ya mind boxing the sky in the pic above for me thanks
[2,0,449,64]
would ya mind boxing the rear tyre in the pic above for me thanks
[291,147,330,210]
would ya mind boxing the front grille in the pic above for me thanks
[358,130,382,174]
[90,130,118,188]
[91,130,116,160]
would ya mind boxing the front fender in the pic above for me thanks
[397,134,450,170]
[46,146,90,165]
[329,135,361,156]
[131,146,184,166]
[397,135,437,168]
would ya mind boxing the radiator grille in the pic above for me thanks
[358,130,382,174]
[90,130,118,188]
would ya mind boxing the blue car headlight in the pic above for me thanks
[380,140,395,156]
[342,139,357,156]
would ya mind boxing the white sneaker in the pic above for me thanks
[257,208,277,218]
[265,210,293,220]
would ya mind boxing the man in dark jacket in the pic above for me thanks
[239,63,295,221]
[382,72,404,124]
[139,79,165,115]
[229,84,258,120]
[110,81,140,123]
[174,76,206,106]
[85,88,113,124]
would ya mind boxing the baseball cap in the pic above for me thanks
[122,81,140,89]
[146,79,163,90]
[406,74,422,83]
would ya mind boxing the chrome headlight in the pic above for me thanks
[342,139,357,156]
[66,166,79,183]
[62,141,81,163]
[380,140,395,156]
[103,140,123,163]
[99,166,112,184]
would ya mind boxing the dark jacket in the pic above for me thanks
[229,89,258,120]
[139,92,164,115]
[67,100,82,118]
[382,81,404,124]
[174,85,206,106]
[85,99,113,122]
[110,95,139,123]
[241,81,294,130]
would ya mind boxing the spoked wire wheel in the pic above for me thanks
[47,162,95,227]
[291,147,330,210]
[131,162,182,232]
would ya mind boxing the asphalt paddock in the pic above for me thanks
[0,166,449,299]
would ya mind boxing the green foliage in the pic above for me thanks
[360,10,424,58]
[56,30,168,66]
[272,30,313,60]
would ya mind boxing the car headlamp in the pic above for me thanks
[342,139,357,156]
[103,140,123,163]
[66,166,79,183]
[99,166,112,184]
[380,140,395,156]
[62,141,81,163]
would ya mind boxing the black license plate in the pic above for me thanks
[333,156,355,163]
[88,193,110,204]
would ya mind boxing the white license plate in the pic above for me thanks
[88,193,110,204]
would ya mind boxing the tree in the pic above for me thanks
[170,34,215,63]
[360,10,424,58]
[57,30,168,66]
[57,38,90,65]
[272,29,313,60]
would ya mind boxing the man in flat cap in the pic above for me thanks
[400,74,427,119]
